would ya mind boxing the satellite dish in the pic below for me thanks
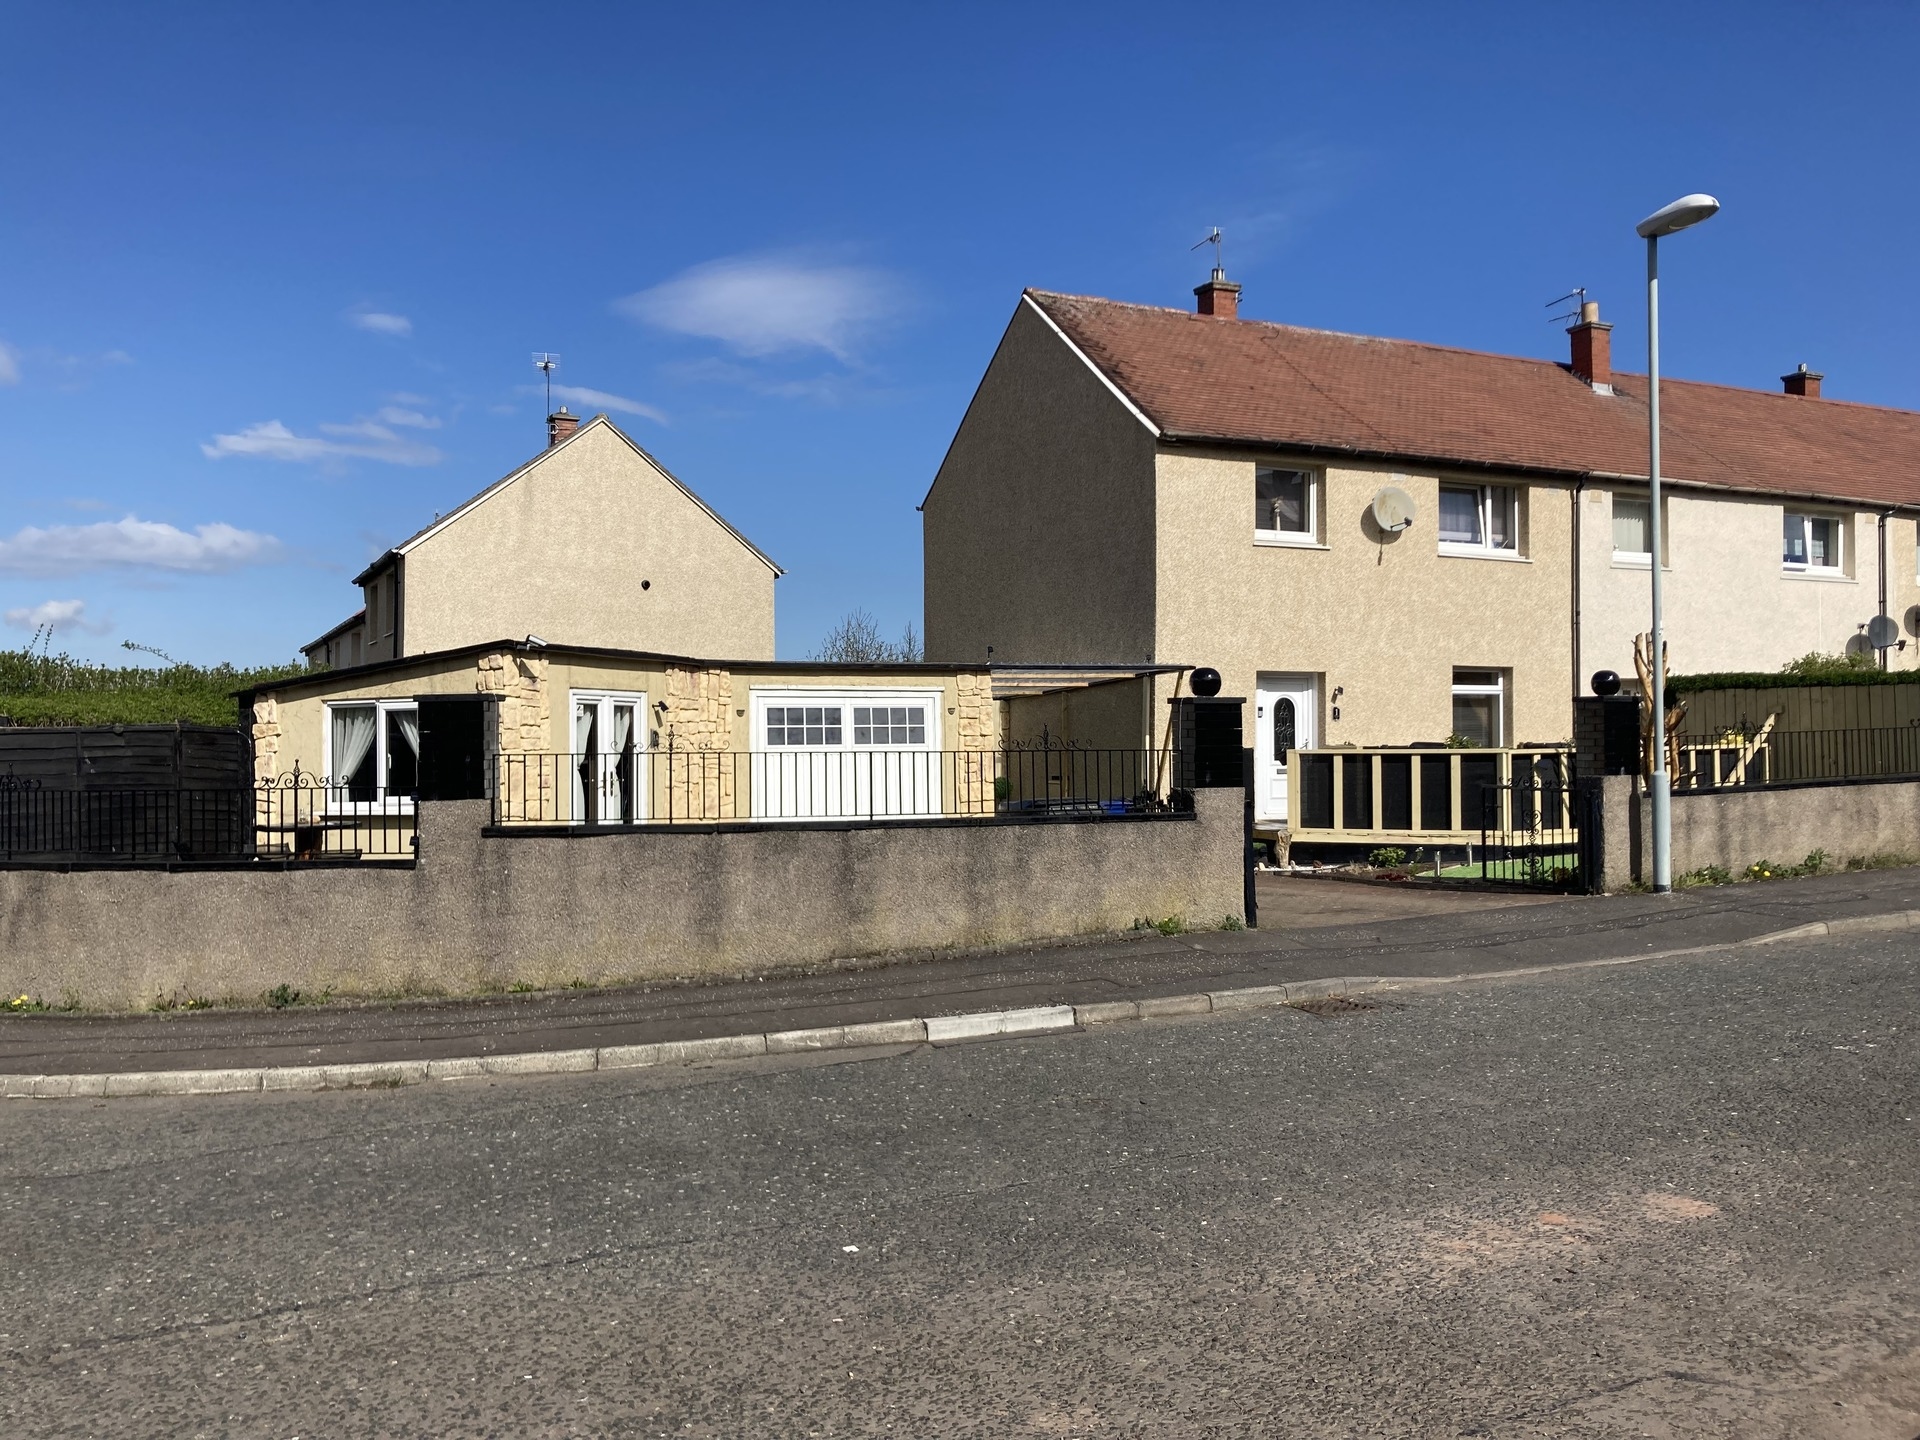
[1371,485,1416,533]
[1905,604,1920,639]
[1867,614,1900,650]
[1845,632,1874,658]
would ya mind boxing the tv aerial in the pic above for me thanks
[1191,227,1224,277]
[1545,288,1588,326]
[532,352,560,412]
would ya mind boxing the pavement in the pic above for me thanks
[6,867,1920,1080]
[3,925,1917,1437]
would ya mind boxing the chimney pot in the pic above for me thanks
[1782,363,1823,398]
[1194,269,1242,319]
[1567,300,1613,390]
[547,406,579,448]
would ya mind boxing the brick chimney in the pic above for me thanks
[1194,268,1241,319]
[1782,363,1824,398]
[1567,299,1612,391]
[546,406,579,448]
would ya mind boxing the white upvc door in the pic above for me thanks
[1254,674,1318,826]
[570,691,647,825]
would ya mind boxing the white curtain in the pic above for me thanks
[391,707,420,759]
[573,703,596,758]
[331,706,377,794]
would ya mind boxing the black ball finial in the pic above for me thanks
[1190,667,1222,697]
[1591,669,1622,697]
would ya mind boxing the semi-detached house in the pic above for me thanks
[922,275,1920,833]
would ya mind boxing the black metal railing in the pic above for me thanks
[491,747,1170,826]
[1675,724,1920,789]
[0,775,417,864]
[1477,777,1589,890]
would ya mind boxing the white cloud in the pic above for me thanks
[202,417,442,466]
[542,383,668,425]
[3,598,110,635]
[616,255,903,361]
[0,341,19,386]
[349,310,413,337]
[372,405,441,429]
[0,517,282,577]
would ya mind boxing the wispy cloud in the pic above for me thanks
[616,254,904,362]
[349,309,413,337]
[202,416,443,466]
[372,405,441,429]
[4,598,110,635]
[659,356,866,407]
[0,517,282,577]
[0,341,19,386]
[533,383,668,425]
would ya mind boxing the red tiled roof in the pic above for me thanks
[1027,290,1920,510]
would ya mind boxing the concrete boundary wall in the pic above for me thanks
[1599,772,1920,887]
[0,791,1245,1011]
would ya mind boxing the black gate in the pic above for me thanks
[1477,760,1601,892]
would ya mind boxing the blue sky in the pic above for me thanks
[3,2,1916,665]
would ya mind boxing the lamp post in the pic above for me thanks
[1635,193,1720,893]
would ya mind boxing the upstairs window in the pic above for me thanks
[1612,495,1652,563]
[1439,484,1519,554]
[1783,511,1843,574]
[1254,467,1317,543]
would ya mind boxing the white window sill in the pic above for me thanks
[1438,544,1528,563]
[1781,566,1852,582]
[1253,532,1328,550]
[1611,552,1652,568]
[325,800,417,817]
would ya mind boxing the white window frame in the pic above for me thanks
[750,688,944,752]
[1253,465,1322,548]
[1449,669,1507,748]
[1610,493,1654,567]
[322,698,419,815]
[1438,483,1522,559]
[1782,510,1846,577]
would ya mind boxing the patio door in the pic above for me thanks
[570,691,646,824]
[1254,674,1317,826]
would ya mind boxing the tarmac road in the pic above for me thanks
[2,929,1917,1438]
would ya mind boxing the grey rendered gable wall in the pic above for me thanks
[923,301,1159,665]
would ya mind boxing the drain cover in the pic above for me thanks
[1287,994,1381,1017]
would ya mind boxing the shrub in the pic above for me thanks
[0,646,307,727]
[1367,846,1408,868]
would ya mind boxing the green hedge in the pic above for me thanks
[1669,669,1920,695]
[0,649,307,728]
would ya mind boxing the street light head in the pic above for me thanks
[1636,193,1721,239]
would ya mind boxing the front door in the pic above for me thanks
[570,691,646,824]
[1254,674,1317,826]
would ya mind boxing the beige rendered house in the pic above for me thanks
[923,278,1920,835]
[303,409,781,667]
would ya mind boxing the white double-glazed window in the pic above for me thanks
[751,689,942,820]
[1450,669,1507,748]
[1612,495,1652,564]
[1254,466,1318,545]
[1783,511,1845,575]
[324,699,418,809]
[1439,484,1520,555]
